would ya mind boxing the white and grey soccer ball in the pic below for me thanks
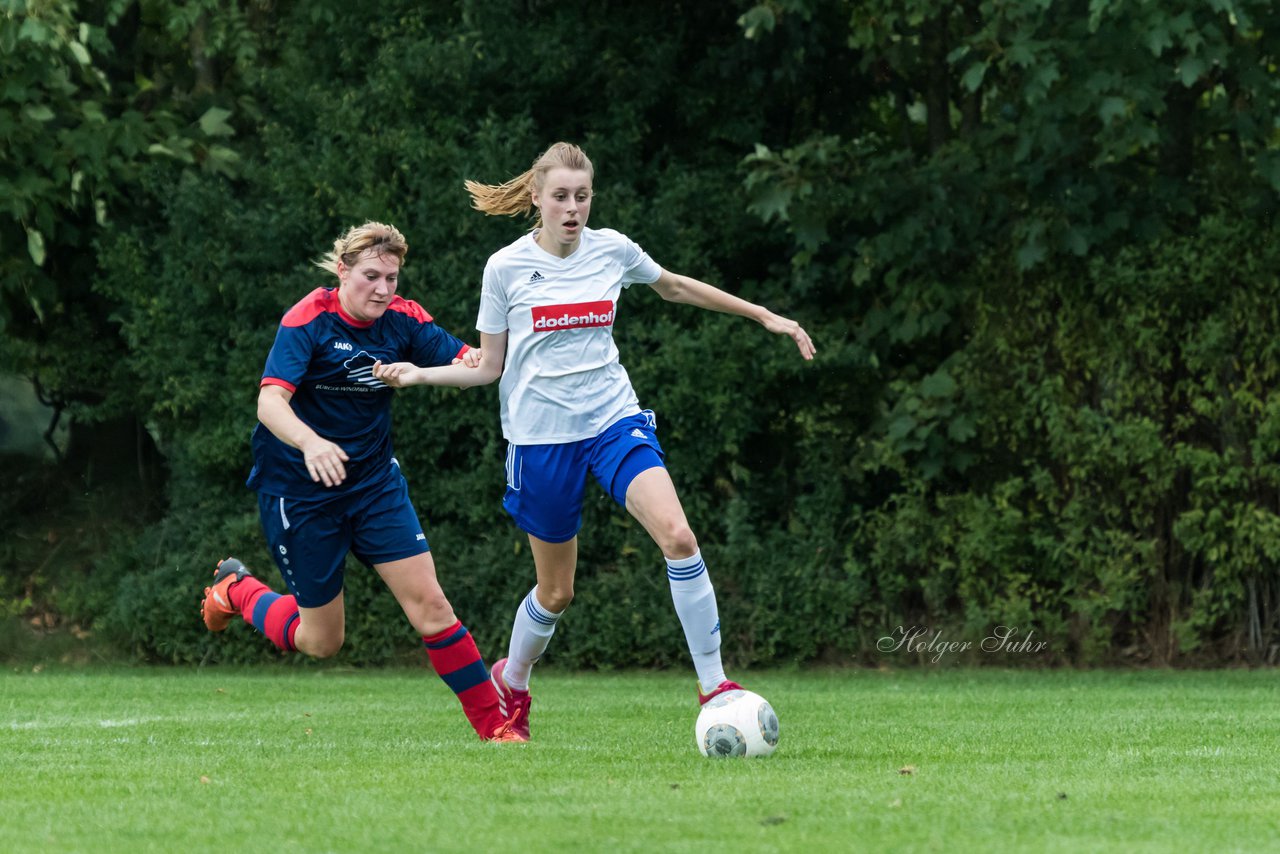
[696,689,780,758]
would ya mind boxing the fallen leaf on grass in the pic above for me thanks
[199,776,210,784]
[899,765,916,775]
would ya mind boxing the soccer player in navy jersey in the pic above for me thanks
[373,143,815,741]
[200,221,523,742]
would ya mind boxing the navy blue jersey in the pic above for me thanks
[246,287,468,500]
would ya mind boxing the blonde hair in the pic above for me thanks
[313,221,408,277]
[464,142,594,226]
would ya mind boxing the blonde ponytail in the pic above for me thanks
[464,171,539,218]
[465,142,594,227]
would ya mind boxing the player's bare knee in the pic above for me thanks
[661,524,699,560]
[416,594,457,634]
[427,594,455,622]
[300,632,344,659]
[538,585,573,613]
[313,642,343,659]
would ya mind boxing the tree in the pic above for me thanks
[0,0,254,468]
[739,0,1280,662]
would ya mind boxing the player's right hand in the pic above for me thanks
[372,360,419,387]
[300,436,349,487]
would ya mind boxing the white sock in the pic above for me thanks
[667,550,727,690]
[503,586,562,691]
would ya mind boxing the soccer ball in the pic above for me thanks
[696,689,779,758]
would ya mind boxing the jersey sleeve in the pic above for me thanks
[620,234,662,288]
[260,323,314,393]
[476,258,509,333]
[408,316,470,368]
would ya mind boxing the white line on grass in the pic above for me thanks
[7,713,250,731]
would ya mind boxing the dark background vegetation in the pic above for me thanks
[4,0,1279,667]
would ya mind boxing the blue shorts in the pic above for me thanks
[257,461,430,608]
[503,410,666,543]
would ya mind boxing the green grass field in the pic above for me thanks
[2,667,1278,853]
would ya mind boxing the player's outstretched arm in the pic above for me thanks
[374,331,509,388]
[649,269,815,361]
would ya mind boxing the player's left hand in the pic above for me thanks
[452,348,483,368]
[762,312,816,361]
[372,360,420,387]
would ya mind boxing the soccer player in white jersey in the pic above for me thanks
[373,142,815,739]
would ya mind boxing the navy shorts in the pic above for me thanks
[257,462,430,608]
[503,410,666,543]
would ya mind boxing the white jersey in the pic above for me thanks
[476,227,662,443]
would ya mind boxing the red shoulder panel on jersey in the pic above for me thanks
[388,296,434,323]
[281,287,336,328]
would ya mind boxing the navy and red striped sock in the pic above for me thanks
[423,621,503,738]
[229,576,299,652]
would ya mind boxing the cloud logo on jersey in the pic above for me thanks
[531,300,615,332]
[342,350,388,388]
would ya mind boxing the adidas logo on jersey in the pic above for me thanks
[529,270,545,282]
[631,429,647,439]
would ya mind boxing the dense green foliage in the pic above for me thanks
[4,668,1279,850]
[3,0,1280,666]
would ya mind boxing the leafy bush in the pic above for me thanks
[10,0,1280,667]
